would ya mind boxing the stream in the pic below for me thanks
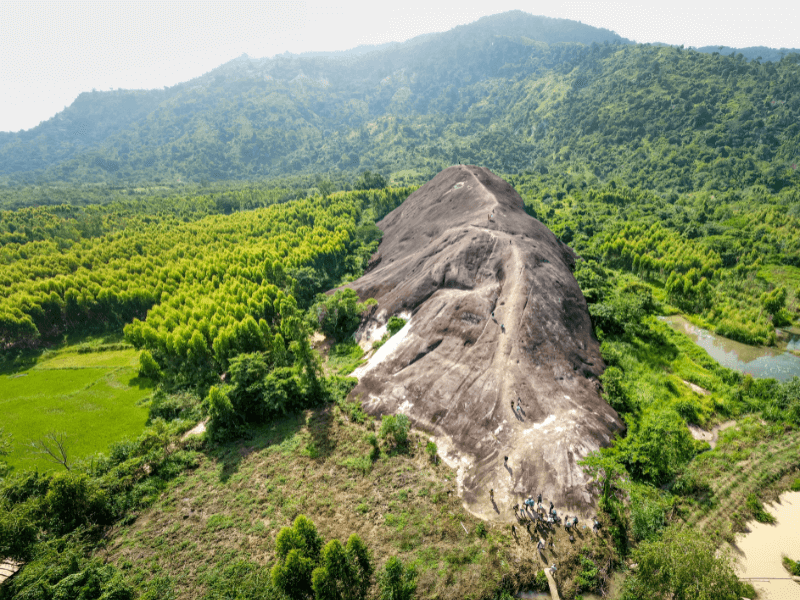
[660,316,800,381]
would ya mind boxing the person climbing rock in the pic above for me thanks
[537,492,542,504]
[504,456,508,466]
[537,538,545,551]
[501,323,505,334]
[592,518,600,533]
[511,524,517,537]
[491,310,495,319]
[550,563,557,573]
[572,516,578,527]
[549,501,554,512]
[490,488,494,502]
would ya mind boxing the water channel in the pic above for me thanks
[660,316,800,381]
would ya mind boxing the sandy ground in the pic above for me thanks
[728,490,800,599]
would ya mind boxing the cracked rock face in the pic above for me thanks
[344,165,624,520]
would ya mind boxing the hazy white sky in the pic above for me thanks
[1,1,797,133]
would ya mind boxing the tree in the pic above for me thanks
[621,527,750,600]
[311,534,374,600]
[377,556,417,600]
[354,171,388,191]
[617,409,696,486]
[271,515,325,600]
[30,430,71,471]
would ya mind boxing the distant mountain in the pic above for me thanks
[1,10,798,196]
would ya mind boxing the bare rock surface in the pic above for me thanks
[345,165,624,521]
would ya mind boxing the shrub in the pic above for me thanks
[311,289,375,342]
[377,556,417,600]
[475,522,487,538]
[425,441,438,463]
[311,534,374,600]
[386,316,407,336]
[271,515,325,599]
[44,471,114,535]
[621,527,755,600]
[532,569,549,592]
[576,556,600,593]
[791,478,800,492]
[745,493,776,524]
[783,556,800,576]
[380,414,411,449]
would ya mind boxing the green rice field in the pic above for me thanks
[1,340,152,473]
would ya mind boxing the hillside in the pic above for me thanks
[2,10,798,198]
[345,165,623,517]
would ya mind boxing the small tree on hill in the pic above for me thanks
[377,556,417,600]
[271,515,324,600]
[311,534,374,600]
[380,414,410,449]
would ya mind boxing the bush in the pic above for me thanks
[386,316,407,336]
[272,515,325,600]
[475,522,487,538]
[379,414,411,449]
[745,493,776,524]
[377,556,417,600]
[311,534,374,600]
[783,556,800,576]
[310,289,375,342]
[425,441,438,463]
[44,471,114,535]
[621,527,753,600]
[791,478,800,492]
[576,555,600,593]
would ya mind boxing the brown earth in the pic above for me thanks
[342,165,624,522]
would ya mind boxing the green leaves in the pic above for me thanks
[621,527,748,600]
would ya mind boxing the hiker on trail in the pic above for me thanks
[593,518,600,533]
[551,563,557,573]
[537,493,542,504]
[549,501,554,512]
[565,517,572,532]
[572,516,578,527]
[537,538,545,551]
[511,524,517,537]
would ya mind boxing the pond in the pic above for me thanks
[660,316,800,381]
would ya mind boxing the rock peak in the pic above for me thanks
[347,165,624,521]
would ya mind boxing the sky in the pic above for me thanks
[1,1,798,133]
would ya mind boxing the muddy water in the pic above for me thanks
[728,491,800,600]
[660,316,800,381]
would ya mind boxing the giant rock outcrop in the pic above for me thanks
[345,165,624,521]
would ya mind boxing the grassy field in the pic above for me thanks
[97,403,619,600]
[675,417,800,543]
[1,337,152,473]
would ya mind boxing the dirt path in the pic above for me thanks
[468,240,528,518]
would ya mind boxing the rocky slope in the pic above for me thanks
[345,165,624,521]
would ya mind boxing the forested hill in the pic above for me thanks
[1,10,799,197]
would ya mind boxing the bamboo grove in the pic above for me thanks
[0,186,417,389]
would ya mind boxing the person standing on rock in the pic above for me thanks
[537,492,542,505]
[504,456,508,467]
[490,488,494,502]
[501,323,505,334]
